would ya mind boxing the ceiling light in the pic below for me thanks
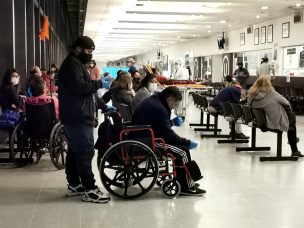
[228,24,232,27]
[256,15,260,19]
[220,20,226,24]
[208,30,212,33]
[261,6,269,10]
[206,25,212,29]
[296,3,301,7]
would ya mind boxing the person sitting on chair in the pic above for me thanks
[131,73,158,113]
[27,77,59,119]
[133,86,205,196]
[248,75,303,157]
[208,83,249,139]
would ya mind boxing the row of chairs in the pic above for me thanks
[190,93,298,162]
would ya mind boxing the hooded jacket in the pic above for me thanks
[133,93,191,147]
[58,53,105,126]
[248,90,290,132]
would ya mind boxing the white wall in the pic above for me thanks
[135,14,304,78]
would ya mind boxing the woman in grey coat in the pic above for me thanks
[131,73,158,113]
[248,75,303,157]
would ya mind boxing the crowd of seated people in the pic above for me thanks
[0,65,59,127]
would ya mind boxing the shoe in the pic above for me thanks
[291,151,304,157]
[66,184,85,197]
[180,187,206,196]
[195,183,200,188]
[235,133,250,139]
[82,188,110,203]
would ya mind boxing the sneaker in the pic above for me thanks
[82,188,110,203]
[291,151,304,157]
[180,187,206,196]
[235,133,250,139]
[66,184,85,197]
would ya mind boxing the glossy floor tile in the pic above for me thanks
[0,102,304,228]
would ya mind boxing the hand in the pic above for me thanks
[106,105,116,111]
[188,140,199,150]
[173,116,184,126]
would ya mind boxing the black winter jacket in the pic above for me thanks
[58,53,106,126]
[133,93,191,147]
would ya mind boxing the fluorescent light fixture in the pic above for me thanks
[296,3,301,7]
[208,30,212,33]
[228,24,232,27]
[256,15,260,19]
[261,6,269,10]
[220,20,226,24]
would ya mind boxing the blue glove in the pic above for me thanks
[106,105,116,111]
[173,116,184,126]
[188,140,199,150]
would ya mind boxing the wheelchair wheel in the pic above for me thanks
[99,140,159,199]
[156,175,172,187]
[49,122,67,170]
[161,179,181,199]
[9,120,32,167]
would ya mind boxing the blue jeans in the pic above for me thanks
[64,124,96,190]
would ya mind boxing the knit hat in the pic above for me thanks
[71,36,95,50]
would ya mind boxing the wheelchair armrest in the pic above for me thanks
[123,125,151,130]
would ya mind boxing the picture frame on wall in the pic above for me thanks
[261,26,266,44]
[282,22,290,38]
[240,33,245,46]
[254,28,259,45]
[162,55,168,71]
[267,25,273,43]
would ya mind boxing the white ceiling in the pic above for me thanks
[84,0,304,62]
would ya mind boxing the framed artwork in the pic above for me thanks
[267,25,273,43]
[282,22,290,38]
[240,33,245,46]
[162,55,168,71]
[254,28,259,45]
[261,26,266,44]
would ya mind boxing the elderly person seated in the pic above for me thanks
[133,86,205,196]
[248,75,303,157]
[131,73,158,112]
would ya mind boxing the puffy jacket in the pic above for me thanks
[58,53,105,126]
[133,93,191,147]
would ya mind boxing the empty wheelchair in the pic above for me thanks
[97,111,200,199]
[9,99,67,169]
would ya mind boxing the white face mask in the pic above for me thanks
[90,64,94,68]
[11,77,20,86]
[148,82,158,92]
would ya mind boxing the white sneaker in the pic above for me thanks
[82,188,110,203]
[66,184,85,197]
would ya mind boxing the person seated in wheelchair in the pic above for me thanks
[26,77,59,119]
[248,75,303,157]
[133,86,205,196]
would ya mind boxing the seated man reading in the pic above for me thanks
[133,86,205,196]
[27,77,59,119]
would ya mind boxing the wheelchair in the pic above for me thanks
[97,111,197,199]
[9,99,67,169]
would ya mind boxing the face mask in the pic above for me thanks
[134,77,140,83]
[51,68,57,72]
[79,52,93,64]
[148,82,158,92]
[90,64,94,68]
[11,77,19,86]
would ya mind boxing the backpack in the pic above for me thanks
[94,111,123,166]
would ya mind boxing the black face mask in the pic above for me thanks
[79,52,93,64]
[134,78,140,83]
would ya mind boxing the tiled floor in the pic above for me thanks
[1,103,304,228]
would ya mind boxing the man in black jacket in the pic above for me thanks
[58,36,112,203]
[133,86,205,196]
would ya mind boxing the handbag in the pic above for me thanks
[0,109,20,128]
